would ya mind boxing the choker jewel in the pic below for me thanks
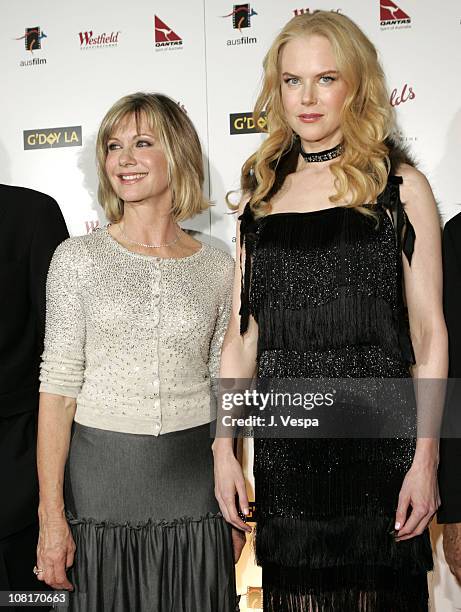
[118,224,180,249]
[299,142,344,163]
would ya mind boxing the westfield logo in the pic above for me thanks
[78,30,121,48]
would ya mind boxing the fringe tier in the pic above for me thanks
[257,516,432,612]
[262,564,429,612]
[254,515,433,573]
[254,438,415,518]
[256,292,401,358]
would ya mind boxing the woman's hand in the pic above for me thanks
[36,393,77,589]
[394,459,440,541]
[232,528,247,563]
[213,442,252,533]
[36,515,75,590]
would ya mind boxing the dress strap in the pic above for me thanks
[378,175,416,365]
[378,175,415,265]
[238,202,259,335]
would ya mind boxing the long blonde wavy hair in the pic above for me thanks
[241,11,395,216]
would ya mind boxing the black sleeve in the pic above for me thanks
[29,195,69,348]
[438,216,461,524]
[443,221,461,378]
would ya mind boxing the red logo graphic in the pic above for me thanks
[78,30,120,48]
[154,16,182,43]
[390,83,415,107]
[380,0,410,22]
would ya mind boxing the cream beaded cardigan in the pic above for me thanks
[40,229,234,436]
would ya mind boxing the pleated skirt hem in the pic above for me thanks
[58,513,236,612]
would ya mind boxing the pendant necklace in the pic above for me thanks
[118,224,180,249]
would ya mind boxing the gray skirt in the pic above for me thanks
[61,422,236,612]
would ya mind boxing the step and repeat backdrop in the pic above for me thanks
[1,0,460,609]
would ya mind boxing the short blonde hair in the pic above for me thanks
[241,11,395,215]
[96,92,209,223]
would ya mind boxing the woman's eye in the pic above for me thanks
[320,76,336,84]
[107,143,120,151]
[284,77,300,86]
[136,140,152,147]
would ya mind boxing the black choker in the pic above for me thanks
[299,142,344,163]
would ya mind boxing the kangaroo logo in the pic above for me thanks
[154,16,182,43]
[380,0,410,22]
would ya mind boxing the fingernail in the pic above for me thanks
[395,522,401,530]
[243,508,249,515]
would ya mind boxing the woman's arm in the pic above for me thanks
[35,239,86,586]
[36,393,76,590]
[394,164,448,540]
[212,200,258,533]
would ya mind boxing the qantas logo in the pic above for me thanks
[154,16,183,50]
[380,0,411,27]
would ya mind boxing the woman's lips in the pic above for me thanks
[298,114,324,123]
[118,173,147,184]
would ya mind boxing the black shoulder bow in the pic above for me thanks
[378,175,416,365]
[238,203,259,335]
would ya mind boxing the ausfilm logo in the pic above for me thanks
[15,26,47,67]
[380,0,411,29]
[154,16,183,51]
[16,26,47,51]
[221,4,258,47]
[222,4,257,30]
[79,30,121,50]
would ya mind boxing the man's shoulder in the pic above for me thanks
[444,211,461,237]
[0,184,67,238]
[0,183,60,217]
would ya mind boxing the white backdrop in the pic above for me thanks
[2,1,461,609]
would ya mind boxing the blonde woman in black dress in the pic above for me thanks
[214,11,446,611]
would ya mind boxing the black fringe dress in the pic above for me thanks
[239,176,433,611]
